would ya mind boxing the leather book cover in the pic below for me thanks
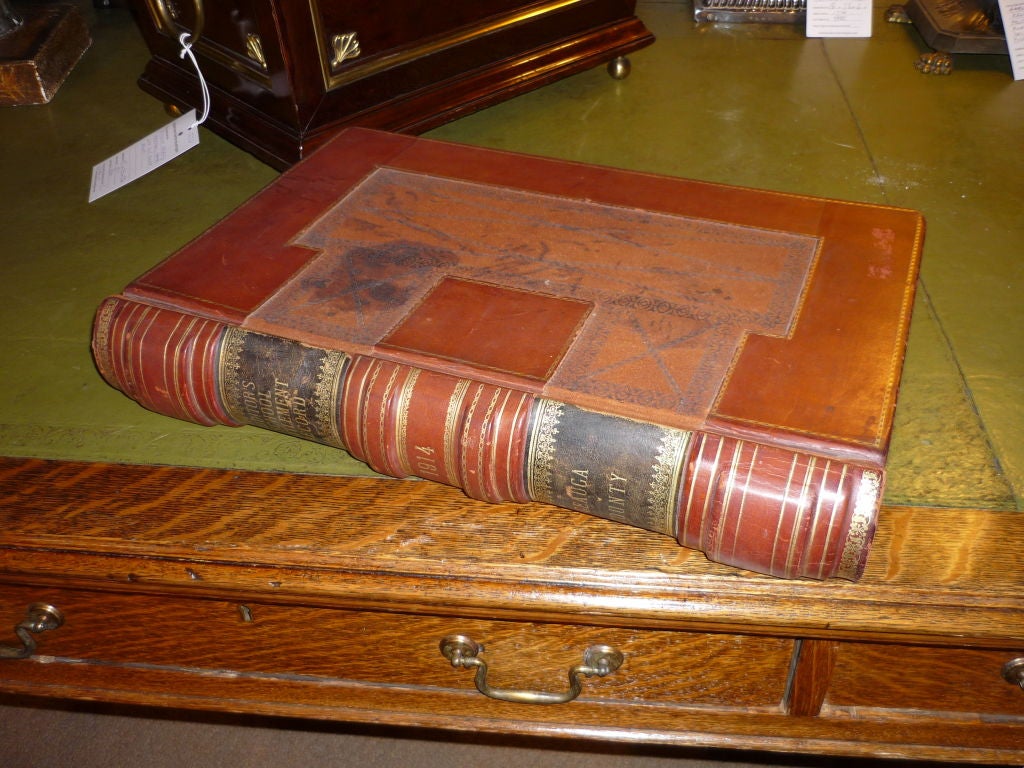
[94,127,924,579]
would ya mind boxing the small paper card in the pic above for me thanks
[806,0,873,37]
[999,0,1024,80]
[89,110,200,203]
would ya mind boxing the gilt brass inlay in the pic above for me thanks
[308,0,588,91]
[330,31,362,71]
[246,32,267,71]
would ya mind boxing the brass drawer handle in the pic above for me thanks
[440,634,623,705]
[1003,657,1024,689]
[151,0,205,44]
[0,603,64,659]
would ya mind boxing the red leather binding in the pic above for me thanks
[93,129,923,579]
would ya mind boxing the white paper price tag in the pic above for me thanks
[806,0,873,37]
[999,0,1024,80]
[88,110,200,203]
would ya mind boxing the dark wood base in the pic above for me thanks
[127,1,654,169]
[904,0,1007,54]
[0,3,91,106]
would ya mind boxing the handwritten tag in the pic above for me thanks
[806,0,873,37]
[999,0,1024,79]
[88,110,200,202]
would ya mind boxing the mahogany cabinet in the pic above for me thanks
[0,457,1022,762]
[124,0,654,168]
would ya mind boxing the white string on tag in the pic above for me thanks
[178,32,211,126]
[87,30,210,201]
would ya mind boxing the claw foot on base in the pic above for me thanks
[915,51,954,73]
[885,4,912,22]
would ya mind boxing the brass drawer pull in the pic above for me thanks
[151,0,205,44]
[0,603,64,659]
[440,634,623,705]
[1003,657,1024,689]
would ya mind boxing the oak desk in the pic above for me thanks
[0,456,1021,763]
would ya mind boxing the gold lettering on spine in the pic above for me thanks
[607,472,628,520]
[526,399,563,503]
[567,469,591,513]
[218,327,348,446]
[647,428,691,537]
[838,469,880,579]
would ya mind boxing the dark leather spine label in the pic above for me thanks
[219,327,349,448]
[525,399,691,536]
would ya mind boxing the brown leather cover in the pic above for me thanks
[128,128,922,462]
[97,128,924,579]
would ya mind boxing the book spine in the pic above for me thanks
[93,297,878,581]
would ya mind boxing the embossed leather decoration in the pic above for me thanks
[94,128,923,579]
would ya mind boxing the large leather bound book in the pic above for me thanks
[92,128,923,581]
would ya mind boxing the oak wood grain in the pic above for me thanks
[1,459,1021,645]
[1,457,1022,762]
[786,639,838,716]
[3,661,1023,763]
[0,585,793,708]
[827,642,1024,716]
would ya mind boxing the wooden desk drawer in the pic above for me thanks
[0,586,793,713]
[826,642,1024,718]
